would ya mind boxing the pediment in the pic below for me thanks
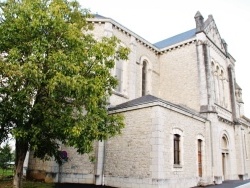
[204,19,226,53]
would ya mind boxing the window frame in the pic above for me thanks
[114,59,123,93]
[174,134,181,165]
[142,60,147,96]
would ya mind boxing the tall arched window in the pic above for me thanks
[174,134,180,165]
[115,60,123,92]
[198,139,202,177]
[142,60,147,96]
[220,70,225,106]
[211,62,217,102]
[215,66,220,104]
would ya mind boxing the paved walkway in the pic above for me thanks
[193,180,250,188]
[54,183,114,188]
[55,180,250,188]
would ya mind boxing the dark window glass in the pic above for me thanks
[115,60,122,92]
[142,61,147,96]
[174,134,180,165]
[198,139,202,177]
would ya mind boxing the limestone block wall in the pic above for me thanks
[27,151,58,182]
[27,146,96,184]
[209,45,231,111]
[210,118,238,180]
[161,107,211,187]
[245,126,250,176]
[56,146,95,184]
[105,104,211,188]
[158,43,200,112]
[92,22,160,107]
[111,28,160,104]
[134,42,160,98]
[89,23,105,39]
[235,123,250,180]
[104,107,153,188]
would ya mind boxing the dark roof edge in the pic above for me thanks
[109,95,207,122]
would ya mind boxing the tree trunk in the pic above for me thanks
[13,140,28,188]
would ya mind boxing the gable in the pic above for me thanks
[203,17,226,53]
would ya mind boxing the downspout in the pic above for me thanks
[209,120,214,182]
[102,140,106,186]
[240,126,246,175]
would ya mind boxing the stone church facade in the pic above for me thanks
[27,11,250,188]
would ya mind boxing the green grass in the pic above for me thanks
[0,168,54,188]
[0,180,55,188]
[0,168,13,178]
[23,181,55,188]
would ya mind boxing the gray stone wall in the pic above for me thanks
[27,146,96,183]
[104,104,211,188]
[159,43,200,111]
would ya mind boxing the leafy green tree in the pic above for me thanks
[0,0,129,187]
[0,143,12,170]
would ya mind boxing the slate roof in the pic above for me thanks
[235,82,242,90]
[153,28,196,49]
[93,14,107,19]
[109,95,159,111]
[109,95,203,118]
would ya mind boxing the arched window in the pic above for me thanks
[174,134,180,165]
[115,60,123,92]
[142,60,147,96]
[221,136,228,149]
[220,70,225,106]
[198,139,202,177]
[216,66,221,104]
[211,62,217,102]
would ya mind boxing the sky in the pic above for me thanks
[79,0,250,117]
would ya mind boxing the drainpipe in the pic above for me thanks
[241,126,246,176]
[209,120,215,183]
[102,140,106,186]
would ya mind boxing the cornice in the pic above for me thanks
[158,39,196,55]
[109,100,207,123]
[88,18,159,53]
[218,116,234,125]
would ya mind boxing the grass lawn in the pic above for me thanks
[0,168,55,188]
[0,179,55,188]
[0,169,13,177]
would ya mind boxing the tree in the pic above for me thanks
[0,143,13,171]
[0,0,129,187]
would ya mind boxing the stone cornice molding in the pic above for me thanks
[218,116,234,125]
[88,18,159,53]
[207,38,227,60]
[158,39,196,55]
[109,100,207,123]
[88,17,236,62]
[88,18,198,56]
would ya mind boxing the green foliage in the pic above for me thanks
[0,143,12,170]
[0,0,129,165]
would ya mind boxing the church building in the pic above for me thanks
[27,11,250,188]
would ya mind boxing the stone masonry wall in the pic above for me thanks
[92,22,160,107]
[159,43,200,112]
[104,107,153,188]
[104,104,211,188]
[209,44,231,111]
[28,146,96,184]
[160,107,210,187]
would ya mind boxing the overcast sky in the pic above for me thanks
[79,0,250,117]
